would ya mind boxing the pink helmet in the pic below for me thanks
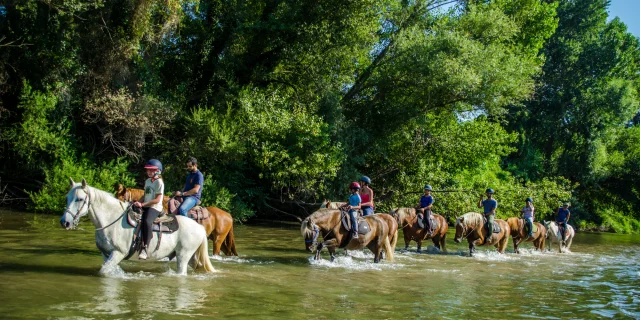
[349,182,361,190]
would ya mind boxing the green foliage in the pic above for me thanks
[200,176,255,222]
[30,157,135,213]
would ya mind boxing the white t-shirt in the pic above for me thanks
[143,178,165,212]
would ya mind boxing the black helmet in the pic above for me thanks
[485,188,495,194]
[526,197,533,202]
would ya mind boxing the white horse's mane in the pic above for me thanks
[456,212,483,228]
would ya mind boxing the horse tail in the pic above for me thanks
[224,224,238,256]
[382,230,394,262]
[195,236,216,273]
[390,228,398,253]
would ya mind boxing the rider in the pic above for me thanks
[417,184,434,237]
[346,182,362,239]
[171,157,204,217]
[359,176,374,216]
[556,202,571,245]
[477,188,497,244]
[134,159,165,260]
[521,197,535,239]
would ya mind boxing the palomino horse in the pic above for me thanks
[454,212,510,257]
[390,208,448,253]
[115,187,237,256]
[300,208,394,263]
[61,178,215,275]
[506,217,546,253]
[543,221,575,253]
[320,201,398,252]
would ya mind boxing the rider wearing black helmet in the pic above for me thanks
[359,176,374,216]
[417,184,435,237]
[134,159,165,260]
[478,188,497,244]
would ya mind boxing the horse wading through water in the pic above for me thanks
[61,178,215,275]
[115,186,237,256]
[544,220,575,253]
[321,201,398,254]
[390,208,448,253]
[300,208,394,263]
[454,212,510,257]
[506,217,546,253]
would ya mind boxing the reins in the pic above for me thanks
[95,202,132,231]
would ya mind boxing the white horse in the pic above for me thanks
[60,178,215,275]
[543,220,575,253]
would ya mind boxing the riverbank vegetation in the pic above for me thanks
[1,0,638,232]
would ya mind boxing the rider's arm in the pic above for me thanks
[142,194,162,207]
[477,196,483,208]
[566,212,570,222]
[183,184,201,197]
[425,198,433,210]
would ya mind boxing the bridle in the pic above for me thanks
[64,188,91,228]
[457,220,477,240]
[305,222,320,247]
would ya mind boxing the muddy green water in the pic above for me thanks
[0,210,638,319]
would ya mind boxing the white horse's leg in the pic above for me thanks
[100,251,125,275]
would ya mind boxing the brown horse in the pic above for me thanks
[506,217,546,253]
[320,201,398,250]
[454,212,510,257]
[114,186,237,256]
[390,208,448,253]
[300,208,394,263]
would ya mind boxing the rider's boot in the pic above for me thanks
[138,245,148,260]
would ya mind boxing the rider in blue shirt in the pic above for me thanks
[477,188,497,244]
[556,202,571,244]
[346,182,362,239]
[172,157,204,217]
[417,185,434,237]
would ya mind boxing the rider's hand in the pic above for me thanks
[133,201,142,208]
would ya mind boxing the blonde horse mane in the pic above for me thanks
[456,212,484,228]
[300,208,338,238]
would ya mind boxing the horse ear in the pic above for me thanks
[81,178,88,189]
[69,177,75,188]
[459,217,465,222]
[114,184,123,193]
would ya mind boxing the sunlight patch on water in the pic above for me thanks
[210,254,274,264]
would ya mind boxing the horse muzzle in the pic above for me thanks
[60,212,75,230]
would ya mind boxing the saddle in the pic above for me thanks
[168,198,211,221]
[523,220,538,234]
[483,217,501,233]
[340,210,371,235]
[416,215,438,231]
[124,207,180,258]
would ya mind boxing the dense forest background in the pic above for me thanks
[1,0,639,232]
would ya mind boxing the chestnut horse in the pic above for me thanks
[320,201,398,251]
[506,217,546,253]
[300,208,394,263]
[390,208,448,253]
[454,212,510,257]
[114,186,237,256]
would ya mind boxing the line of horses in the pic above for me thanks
[60,182,576,275]
[302,201,575,261]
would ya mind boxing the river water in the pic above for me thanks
[0,210,638,319]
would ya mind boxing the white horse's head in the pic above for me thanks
[60,178,91,230]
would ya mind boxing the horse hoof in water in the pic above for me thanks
[416,249,422,254]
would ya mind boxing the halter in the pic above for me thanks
[305,223,320,246]
[64,187,91,227]
[457,220,477,240]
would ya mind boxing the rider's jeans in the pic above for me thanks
[179,196,198,217]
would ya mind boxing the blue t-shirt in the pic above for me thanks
[183,170,204,200]
[420,195,434,208]
[482,199,498,215]
[349,194,361,207]
[557,208,570,222]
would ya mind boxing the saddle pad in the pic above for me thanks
[341,211,371,235]
[416,216,438,230]
[127,209,179,233]
[187,206,210,221]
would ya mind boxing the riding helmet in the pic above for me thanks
[526,197,533,202]
[485,188,495,194]
[350,182,361,190]
[424,184,433,191]
[360,176,372,185]
[144,159,163,172]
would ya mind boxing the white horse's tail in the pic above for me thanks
[194,237,216,273]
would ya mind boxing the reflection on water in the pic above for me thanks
[0,211,639,319]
